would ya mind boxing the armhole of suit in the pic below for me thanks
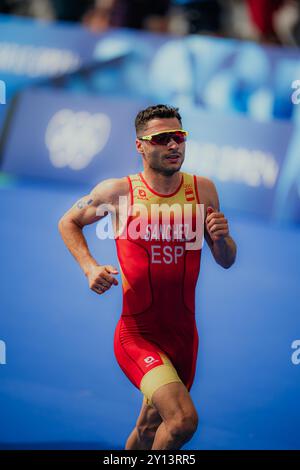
[193,174,201,204]
[127,175,134,206]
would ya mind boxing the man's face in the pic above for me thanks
[136,118,186,176]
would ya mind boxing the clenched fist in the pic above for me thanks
[87,265,119,295]
[206,206,229,242]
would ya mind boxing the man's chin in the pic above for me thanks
[150,160,183,176]
[163,161,183,175]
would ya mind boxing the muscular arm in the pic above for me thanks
[58,177,129,278]
[197,177,237,269]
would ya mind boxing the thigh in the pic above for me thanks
[139,352,183,405]
[114,319,182,399]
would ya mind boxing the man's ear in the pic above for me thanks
[136,138,144,155]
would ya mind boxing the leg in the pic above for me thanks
[125,397,162,450]
[114,326,193,450]
[151,382,198,450]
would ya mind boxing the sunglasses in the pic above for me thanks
[138,129,188,146]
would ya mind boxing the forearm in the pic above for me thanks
[212,236,237,269]
[58,218,98,276]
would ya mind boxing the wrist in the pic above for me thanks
[83,260,99,277]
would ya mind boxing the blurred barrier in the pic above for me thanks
[1,14,300,222]
[0,14,98,98]
[1,87,299,222]
[1,14,300,121]
[0,88,144,184]
[0,13,102,131]
[181,108,295,221]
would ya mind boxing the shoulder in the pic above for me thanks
[90,176,130,204]
[194,175,216,191]
[194,175,219,208]
[94,176,129,195]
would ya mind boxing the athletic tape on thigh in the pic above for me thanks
[140,353,182,404]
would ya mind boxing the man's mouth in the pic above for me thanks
[165,154,181,160]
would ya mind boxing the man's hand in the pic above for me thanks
[87,265,119,295]
[205,206,229,242]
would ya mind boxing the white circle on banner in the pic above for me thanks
[45,109,111,170]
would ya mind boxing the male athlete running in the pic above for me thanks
[58,104,237,450]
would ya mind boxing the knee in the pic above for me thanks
[168,411,198,442]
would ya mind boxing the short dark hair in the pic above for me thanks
[135,104,182,135]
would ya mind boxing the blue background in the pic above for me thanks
[0,15,300,450]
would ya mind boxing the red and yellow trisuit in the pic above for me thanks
[114,171,203,404]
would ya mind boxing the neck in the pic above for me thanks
[142,167,182,195]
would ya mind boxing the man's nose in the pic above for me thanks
[167,138,179,148]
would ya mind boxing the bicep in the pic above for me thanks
[207,180,220,212]
[69,195,106,227]
[197,177,220,248]
[63,180,115,227]
[61,177,128,228]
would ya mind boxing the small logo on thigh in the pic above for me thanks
[144,356,159,368]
